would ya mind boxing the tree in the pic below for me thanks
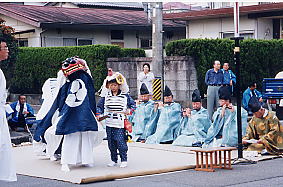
[0,18,18,89]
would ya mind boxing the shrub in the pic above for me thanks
[165,39,283,96]
[9,45,145,93]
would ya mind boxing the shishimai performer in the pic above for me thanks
[34,57,103,172]
[96,72,135,168]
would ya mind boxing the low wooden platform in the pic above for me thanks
[191,147,237,172]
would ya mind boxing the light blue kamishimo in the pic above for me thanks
[173,107,211,146]
[131,100,158,141]
[146,102,181,144]
[203,106,248,147]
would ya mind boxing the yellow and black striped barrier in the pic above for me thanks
[152,77,162,101]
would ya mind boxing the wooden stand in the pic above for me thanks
[191,147,237,172]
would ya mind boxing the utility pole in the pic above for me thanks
[151,2,164,101]
[231,2,244,159]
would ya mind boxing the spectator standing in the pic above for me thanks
[205,60,224,120]
[221,62,236,95]
[137,63,154,95]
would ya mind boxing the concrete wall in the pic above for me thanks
[107,56,197,107]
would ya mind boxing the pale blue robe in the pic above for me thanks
[146,102,181,144]
[173,107,211,146]
[131,100,156,141]
[203,106,248,147]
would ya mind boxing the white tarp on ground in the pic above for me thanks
[13,141,197,184]
[13,141,280,184]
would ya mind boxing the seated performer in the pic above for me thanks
[173,89,211,147]
[34,57,103,172]
[146,85,181,144]
[242,96,283,155]
[131,83,158,142]
[203,86,248,147]
[8,94,35,131]
[96,73,135,168]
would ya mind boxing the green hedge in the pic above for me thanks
[165,39,283,96]
[9,45,145,94]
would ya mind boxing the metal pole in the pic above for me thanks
[231,2,244,159]
[152,2,164,101]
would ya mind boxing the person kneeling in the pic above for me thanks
[146,85,181,144]
[173,89,211,147]
[203,86,248,147]
[131,83,158,142]
[243,96,283,155]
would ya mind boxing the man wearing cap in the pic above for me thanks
[146,85,181,144]
[173,89,211,147]
[203,86,248,147]
[205,60,224,120]
[131,83,158,142]
[242,96,283,155]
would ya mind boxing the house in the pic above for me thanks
[0,3,185,49]
[164,3,283,40]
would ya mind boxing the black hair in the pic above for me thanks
[18,94,26,100]
[143,63,150,71]
[248,82,256,88]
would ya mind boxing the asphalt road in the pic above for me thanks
[1,157,283,187]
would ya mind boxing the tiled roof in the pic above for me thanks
[164,3,283,20]
[0,3,184,29]
[73,2,144,9]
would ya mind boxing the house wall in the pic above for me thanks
[0,15,42,47]
[257,18,273,40]
[186,15,273,39]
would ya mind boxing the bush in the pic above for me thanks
[9,45,145,93]
[165,39,283,96]
[121,48,146,57]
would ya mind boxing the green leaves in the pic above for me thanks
[165,39,283,96]
[9,45,145,94]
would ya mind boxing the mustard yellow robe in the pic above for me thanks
[243,111,283,154]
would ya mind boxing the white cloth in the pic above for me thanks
[0,68,17,181]
[275,71,283,106]
[61,131,104,165]
[137,72,154,95]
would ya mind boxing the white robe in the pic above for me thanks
[0,68,17,181]
[34,67,104,166]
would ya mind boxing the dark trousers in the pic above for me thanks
[8,120,29,130]
[106,126,128,162]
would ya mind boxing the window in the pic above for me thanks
[16,38,28,47]
[78,39,92,46]
[140,39,152,49]
[63,38,77,46]
[111,30,124,40]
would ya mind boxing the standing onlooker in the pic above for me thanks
[221,62,236,95]
[0,37,17,181]
[242,82,263,115]
[138,63,155,95]
[205,60,224,120]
